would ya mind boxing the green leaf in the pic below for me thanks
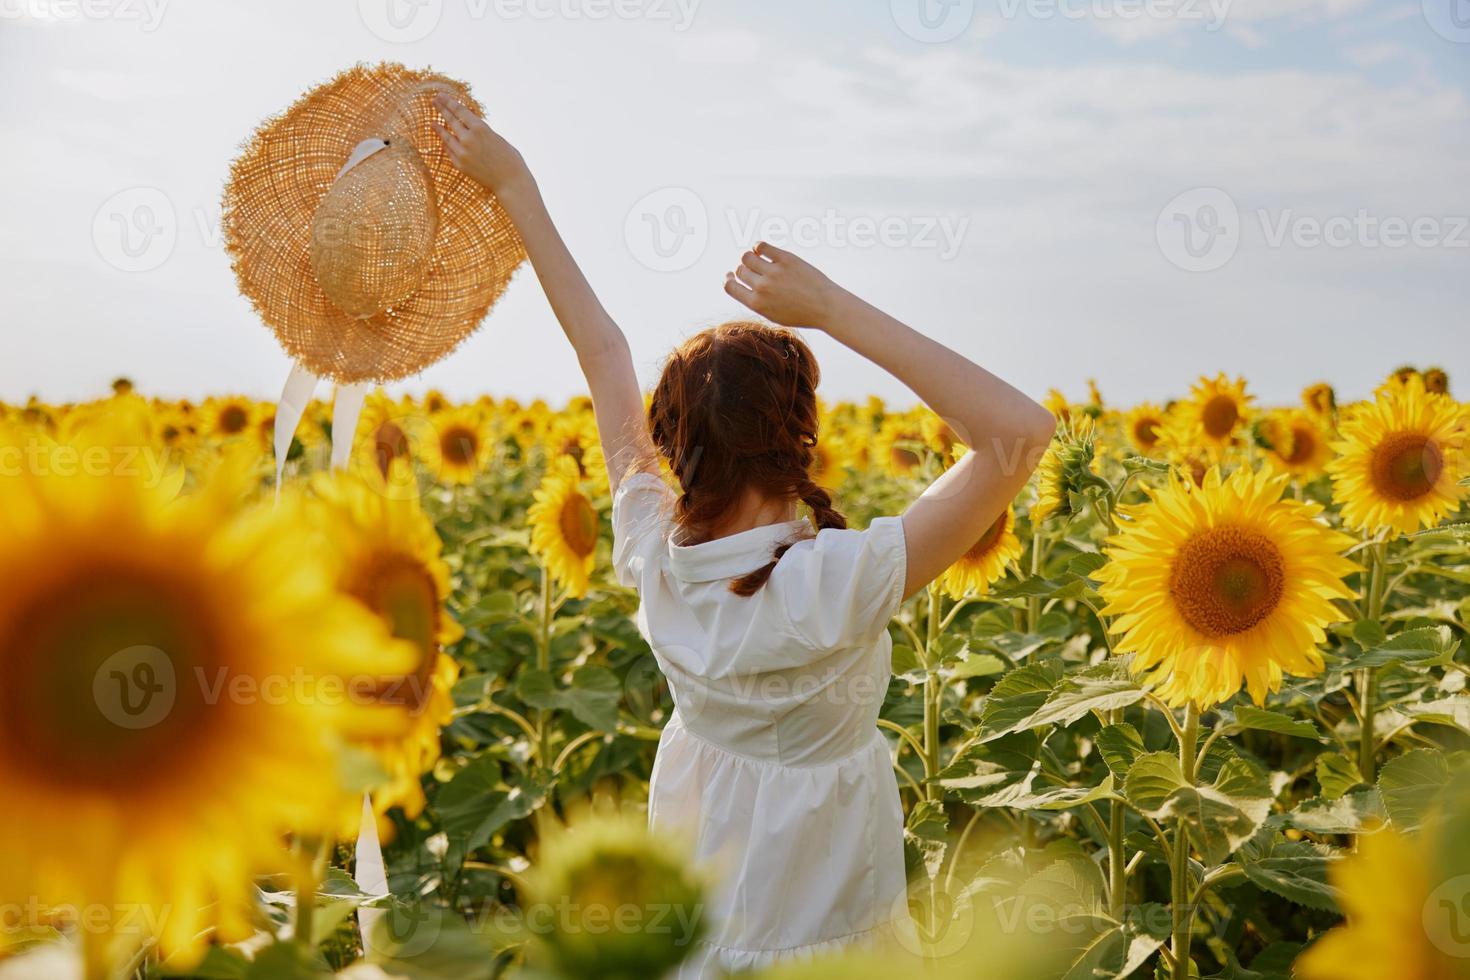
[1124,752,1185,812]
[1067,552,1109,578]
[1314,752,1365,800]
[974,610,1074,661]
[938,732,1043,806]
[561,665,621,730]
[435,757,549,849]
[976,661,1065,739]
[1023,659,1147,731]
[1280,789,1386,834]
[367,906,503,980]
[243,941,331,979]
[950,653,1007,679]
[1378,748,1449,831]
[1238,837,1340,912]
[157,947,251,978]
[458,591,519,628]
[1403,697,1470,734]
[1096,723,1145,778]
[890,643,922,677]
[1229,705,1321,741]
[1023,773,1116,812]
[1338,626,1459,671]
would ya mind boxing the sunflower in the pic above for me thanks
[920,409,962,457]
[547,411,604,482]
[1301,382,1337,419]
[1423,366,1450,396]
[431,405,491,486]
[874,416,927,478]
[1181,374,1252,459]
[1294,826,1459,980]
[311,471,462,829]
[1123,403,1167,455]
[1096,465,1357,707]
[0,468,412,968]
[1030,416,1095,524]
[1261,410,1334,480]
[1326,376,1468,536]
[808,432,850,490]
[529,464,602,598]
[941,503,1022,598]
[200,395,258,443]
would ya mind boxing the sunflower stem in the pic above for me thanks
[1357,540,1389,781]
[1170,702,1201,980]
[1107,708,1128,921]
[923,584,943,802]
[536,564,553,770]
[293,835,330,949]
[1026,529,1047,633]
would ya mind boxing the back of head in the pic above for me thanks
[649,321,846,595]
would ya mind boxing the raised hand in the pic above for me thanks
[432,95,533,200]
[723,242,844,332]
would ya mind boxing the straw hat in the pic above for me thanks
[223,63,525,383]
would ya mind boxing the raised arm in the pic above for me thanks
[724,243,1056,599]
[433,96,655,492]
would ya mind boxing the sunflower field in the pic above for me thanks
[2,365,1469,980]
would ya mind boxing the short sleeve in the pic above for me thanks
[773,516,908,650]
[611,471,675,589]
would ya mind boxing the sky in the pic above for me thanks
[1,0,1467,410]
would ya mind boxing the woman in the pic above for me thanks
[433,95,1056,975]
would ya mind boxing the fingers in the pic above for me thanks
[723,272,757,309]
[753,240,791,262]
[739,250,771,280]
[431,120,462,153]
[434,94,477,129]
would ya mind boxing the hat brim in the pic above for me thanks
[223,63,526,383]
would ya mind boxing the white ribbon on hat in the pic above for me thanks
[270,138,395,952]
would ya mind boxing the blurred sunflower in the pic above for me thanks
[1301,382,1337,419]
[1294,825,1465,980]
[352,391,430,492]
[529,464,601,598]
[941,503,1022,598]
[201,395,258,442]
[1262,410,1334,480]
[1096,465,1357,707]
[808,432,850,490]
[1327,376,1467,536]
[874,416,926,478]
[1184,374,1253,458]
[430,405,491,486]
[311,471,462,829]
[1423,366,1450,396]
[1123,403,1167,455]
[0,469,411,968]
[920,410,962,457]
[525,815,707,980]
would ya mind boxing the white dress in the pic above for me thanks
[611,472,909,977]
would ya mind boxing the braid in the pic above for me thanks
[729,476,848,597]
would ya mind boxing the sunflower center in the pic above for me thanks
[219,405,249,434]
[1280,426,1317,465]
[1169,524,1286,637]
[440,425,479,467]
[1369,431,1442,502]
[559,492,599,559]
[964,511,1009,562]
[0,567,222,792]
[1201,396,1239,439]
[350,552,440,712]
[373,421,410,478]
[1132,417,1161,449]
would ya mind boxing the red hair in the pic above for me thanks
[649,321,846,596]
